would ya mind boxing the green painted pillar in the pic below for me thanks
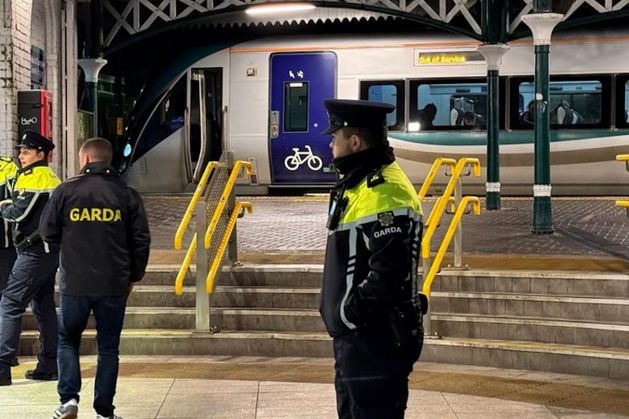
[522,11,563,234]
[480,0,508,210]
[478,45,509,210]
[77,58,107,137]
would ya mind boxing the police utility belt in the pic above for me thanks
[13,229,42,251]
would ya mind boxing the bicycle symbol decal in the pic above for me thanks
[283,145,323,171]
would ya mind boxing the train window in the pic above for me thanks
[510,76,611,130]
[284,82,309,132]
[407,78,506,131]
[359,80,405,131]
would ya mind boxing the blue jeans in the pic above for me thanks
[57,294,127,417]
[0,248,58,374]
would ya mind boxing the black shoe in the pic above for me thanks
[25,369,58,381]
[0,371,11,386]
[10,357,19,367]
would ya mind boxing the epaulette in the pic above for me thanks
[367,168,385,188]
[21,168,33,176]
[0,157,12,163]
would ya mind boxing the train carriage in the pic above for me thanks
[121,27,629,195]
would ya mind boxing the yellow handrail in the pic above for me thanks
[422,196,481,297]
[616,201,629,208]
[205,201,253,294]
[204,161,253,249]
[418,158,457,201]
[174,162,216,250]
[174,234,197,295]
[422,158,480,259]
[617,154,629,172]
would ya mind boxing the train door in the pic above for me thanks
[269,52,337,184]
[186,68,223,182]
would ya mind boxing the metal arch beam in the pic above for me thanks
[102,0,486,49]
[508,0,629,37]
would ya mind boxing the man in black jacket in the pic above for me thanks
[320,100,424,418]
[40,137,150,419]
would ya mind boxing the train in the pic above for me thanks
[119,26,629,195]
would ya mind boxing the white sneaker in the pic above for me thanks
[51,399,78,419]
[96,414,124,419]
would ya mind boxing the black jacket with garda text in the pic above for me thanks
[39,162,151,296]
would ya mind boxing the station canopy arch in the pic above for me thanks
[101,0,629,52]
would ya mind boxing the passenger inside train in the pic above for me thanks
[552,100,584,125]
[417,103,437,129]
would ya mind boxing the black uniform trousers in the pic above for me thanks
[0,247,17,298]
[0,247,59,377]
[333,324,423,419]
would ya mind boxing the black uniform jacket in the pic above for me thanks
[0,157,18,248]
[1,160,60,252]
[39,162,151,296]
[320,148,423,338]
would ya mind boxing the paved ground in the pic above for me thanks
[5,357,629,418]
[144,195,629,268]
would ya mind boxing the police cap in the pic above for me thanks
[322,99,395,135]
[16,131,55,152]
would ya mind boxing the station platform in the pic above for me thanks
[11,195,629,418]
[145,195,629,271]
[6,356,629,418]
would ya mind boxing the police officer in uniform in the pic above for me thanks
[41,137,150,419]
[0,156,20,368]
[0,131,61,386]
[0,156,18,296]
[319,99,425,418]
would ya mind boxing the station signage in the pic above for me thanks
[414,50,485,66]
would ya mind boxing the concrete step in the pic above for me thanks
[434,270,629,298]
[431,292,629,323]
[17,331,629,379]
[432,313,629,348]
[122,286,321,309]
[143,264,323,287]
[23,307,325,332]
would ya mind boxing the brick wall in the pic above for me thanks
[0,0,62,173]
[0,0,32,155]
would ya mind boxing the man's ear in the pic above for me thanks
[349,134,364,152]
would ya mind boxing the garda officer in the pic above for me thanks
[0,156,18,296]
[0,131,61,386]
[41,137,150,419]
[0,156,20,368]
[319,99,425,418]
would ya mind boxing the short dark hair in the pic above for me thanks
[341,125,387,148]
[80,137,113,165]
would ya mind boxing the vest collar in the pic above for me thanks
[19,159,48,174]
[81,162,116,176]
[333,144,395,190]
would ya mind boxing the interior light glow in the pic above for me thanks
[407,122,421,132]
[246,3,316,15]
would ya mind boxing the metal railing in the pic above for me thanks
[205,201,253,293]
[417,157,457,201]
[173,153,253,331]
[419,157,481,337]
[616,154,629,215]
[421,158,480,280]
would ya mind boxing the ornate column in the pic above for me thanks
[77,57,107,136]
[522,4,563,234]
[478,44,509,210]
